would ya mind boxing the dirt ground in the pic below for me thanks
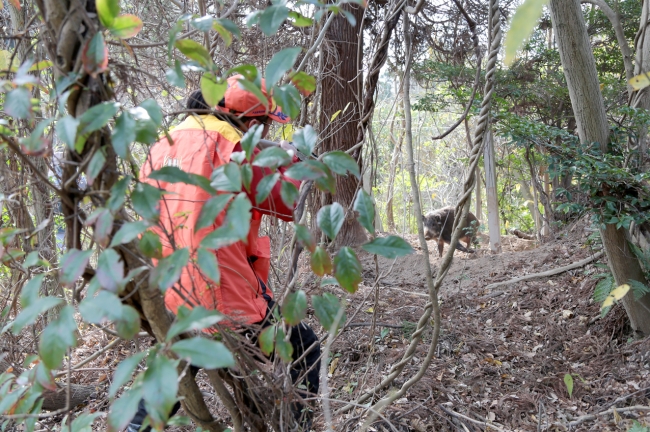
[28,218,650,431]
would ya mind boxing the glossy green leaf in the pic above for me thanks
[353,189,375,234]
[280,180,299,209]
[291,71,316,96]
[140,99,163,126]
[212,21,232,46]
[149,248,189,292]
[240,124,263,161]
[235,77,268,107]
[139,230,163,259]
[211,162,242,192]
[166,305,224,341]
[86,148,106,187]
[292,125,317,156]
[175,39,211,66]
[200,225,241,250]
[272,83,301,119]
[225,193,252,240]
[314,164,336,194]
[19,118,53,156]
[109,220,149,247]
[294,223,315,252]
[96,0,120,27]
[227,64,259,83]
[5,88,32,119]
[213,18,240,44]
[82,32,109,77]
[166,60,186,88]
[288,11,313,27]
[259,325,275,356]
[107,176,131,213]
[12,297,64,335]
[313,293,345,333]
[20,274,45,308]
[241,163,253,192]
[112,111,136,158]
[79,290,123,324]
[69,412,101,431]
[317,202,344,241]
[148,166,215,194]
[282,290,307,326]
[259,4,289,36]
[285,160,327,181]
[107,386,144,432]
[142,355,179,429]
[132,183,161,221]
[191,15,214,31]
[109,351,146,398]
[310,246,332,276]
[503,0,548,66]
[265,47,301,91]
[171,337,235,369]
[60,249,93,287]
[255,173,280,204]
[323,150,360,178]
[200,73,227,107]
[78,101,120,136]
[362,236,415,259]
[56,116,79,151]
[564,373,574,398]
[110,14,143,39]
[195,194,233,231]
[96,249,124,293]
[197,247,220,285]
[275,327,293,362]
[90,208,113,248]
[39,305,77,369]
[22,251,49,270]
[334,247,362,293]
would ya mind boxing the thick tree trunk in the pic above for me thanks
[317,5,367,246]
[550,0,650,335]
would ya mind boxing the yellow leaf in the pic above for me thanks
[629,72,650,91]
[601,284,630,309]
[330,109,342,122]
[503,0,549,67]
[0,49,12,70]
[328,356,339,375]
[365,307,374,313]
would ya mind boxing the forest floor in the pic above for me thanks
[31,217,650,432]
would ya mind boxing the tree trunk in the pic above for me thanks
[317,5,367,246]
[484,128,501,253]
[550,0,650,335]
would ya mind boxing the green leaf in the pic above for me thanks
[323,150,360,178]
[503,0,548,66]
[108,386,144,432]
[22,251,49,270]
[69,412,102,431]
[288,11,313,27]
[564,373,574,398]
[240,124,264,161]
[282,290,307,326]
[292,125,317,156]
[20,274,45,308]
[5,88,32,119]
[197,248,220,284]
[259,325,275,356]
[212,21,233,46]
[294,223,315,252]
[200,73,227,107]
[12,297,64,335]
[96,0,120,28]
[280,180,299,209]
[109,351,146,398]
[259,4,289,36]
[87,208,114,248]
[107,176,131,213]
[166,60,186,88]
[60,249,93,287]
[82,32,109,77]
[191,15,214,31]
[224,193,251,240]
[39,305,78,369]
[290,71,316,96]
[96,248,124,292]
[171,337,235,369]
[148,166,216,194]
[140,99,163,126]
[275,327,293,362]
[149,248,189,292]
[241,164,253,192]
[211,162,242,192]
[255,173,280,204]
[79,290,123,324]
[79,101,120,136]
[166,305,224,341]
[19,118,53,156]
[195,194,233,231]
[313,293,345,333]
[200,225,241,250]
[132,183,161,221]
[334,247,362,293]
[353,190,375,234]
[56,116,80,151]
[109,220,149,247]
[139,230,163,259]
[115,305,140,339]
[317,203,344,241]
[109,14,143,39]
[314,164,336,194]
[175,39,211,67]
[142,355,179,428]
[214,18,241,40]
[86,148,106,187]
[112,111,136,159]
[235,77,268,107]
[362,236,414,259]
[310,246,332,276]
[285,160,327,181]
[272,83,301,119]
[265,47,301,91]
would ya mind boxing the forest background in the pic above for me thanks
[1,0,650,430]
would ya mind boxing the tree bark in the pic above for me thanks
[550,0,650,335]
[317,5,367,247]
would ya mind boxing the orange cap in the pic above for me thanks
[215,75,290,124]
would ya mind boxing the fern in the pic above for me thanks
[593,273,615,318]
[629,279,650,300]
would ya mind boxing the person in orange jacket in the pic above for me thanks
[126,75,320,431]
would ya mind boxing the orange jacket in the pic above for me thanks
[140,115,299,324]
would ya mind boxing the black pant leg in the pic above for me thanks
[289,322,321,395]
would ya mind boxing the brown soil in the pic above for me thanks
[30,219,650,431]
